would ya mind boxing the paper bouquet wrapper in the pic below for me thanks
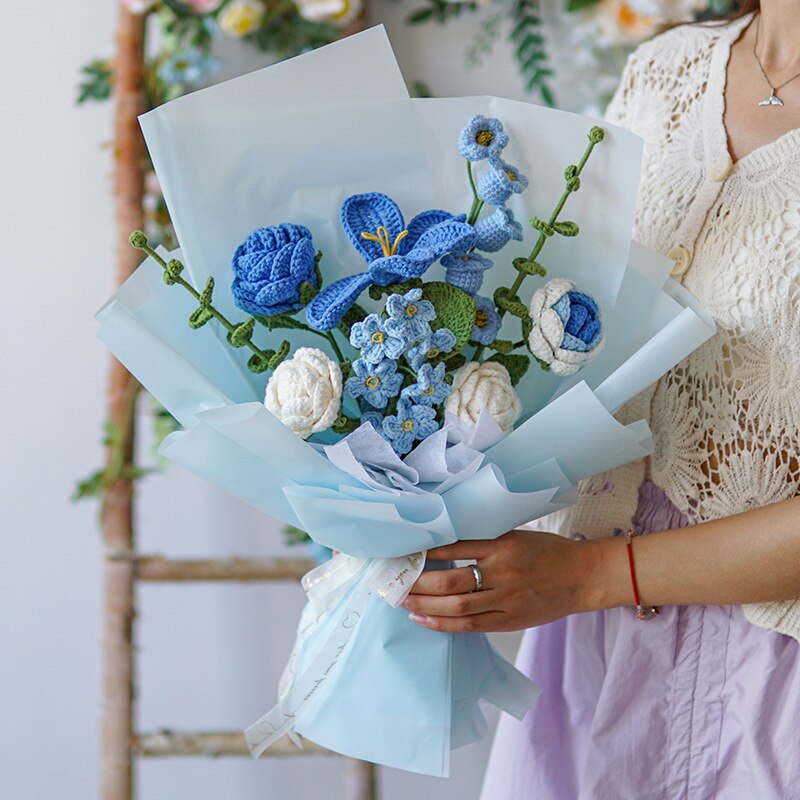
[95,28,716,776]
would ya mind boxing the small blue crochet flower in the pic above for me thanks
[349,314,406,364]
[401,362,451,407]
[459,115,509,162]
[441,252,494,296]
[478,159,529,207]
[231,223,318,317]
[344,358,403,409]
[472,295,502,345]
[407,327,457,370]
[305,193,476,331]
[360,407,385,432]
[473,206,524,253]
[384,288,436,341]
[382,399,440,456]
[159,48,220,86]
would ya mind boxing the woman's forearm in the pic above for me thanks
[589,495,800,611]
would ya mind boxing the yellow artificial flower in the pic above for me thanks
[218,0,265,38]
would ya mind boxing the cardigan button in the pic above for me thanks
[667,244,691,278]
[709,155,734,182]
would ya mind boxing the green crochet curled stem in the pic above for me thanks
[473,125,605,363]
[129,231,290,374]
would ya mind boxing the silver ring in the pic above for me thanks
[470,564,483,592]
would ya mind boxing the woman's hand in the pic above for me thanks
[403,529,619,633]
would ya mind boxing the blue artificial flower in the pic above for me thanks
[349,313,406,364]
[344,358,403,409]
[407,327,457,370]
[231,223,318,316]
[441,252,494,296]
[459,115,509,162]
[478,159,529,207]
[554,290,603,350]
[401,362,451,407]
[306,193,476,331]
[384,288,436,341]
[471,295,502,345]
[360,407,386,432]
[382,399,440,455]
[159,48,220,86]
[473,206,524,253]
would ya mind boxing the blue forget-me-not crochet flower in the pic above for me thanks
[471,295,502,345]
[231,223,318,317]
[345,358,403,409]
[478,159,529,207]
[360,406,386,432]
[441,252,494,297]
[384,288,436,341]
[158,48,220,86]
[459,115,509,162]
[382,399,440,455]
[349,313,406,364]
[474,206,524,253]
[305,193,476,331]
[401,362,451,407]
[407,327,457,370]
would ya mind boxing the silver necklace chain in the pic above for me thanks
[754,14,800,107]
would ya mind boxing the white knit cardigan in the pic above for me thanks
[550,13,800,641]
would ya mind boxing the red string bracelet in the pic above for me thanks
[624,530,658,620]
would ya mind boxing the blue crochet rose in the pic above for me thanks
[384,288,436,342]
[231,223,318,317]
[407,327,457,370]
[344,357,403,409]
[478,159,529,207]
[382,399,440,455]
[441,252,494,296]
[349,313,406,364]
[305,193,476,331]
[459,115,509,162]
[471,295,502,345]
[401,362,451,407]
[473,206,524,253]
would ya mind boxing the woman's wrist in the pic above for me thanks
[577,535,632,613]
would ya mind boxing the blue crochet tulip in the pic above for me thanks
[473,206,524,253]
[349,313,406,364]
[471,295,502,345]
[382,399,440,456]
[459,115,509,162]
[478,159,529,207]
[231,223,318,317]
[401,362,451,407]
[384,288,436,341]
[441,252,494,296]
[305,193,477,331]
[344,358,403,409]
[407,327,457,370]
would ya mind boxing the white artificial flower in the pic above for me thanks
[296,0,363,27]
[527,277,605,376]
[588,0,660,46]
[218,0,264,37]
[123,0,158,13]
[264,347,342,439]
[445,361,521,433]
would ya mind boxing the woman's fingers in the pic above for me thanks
[403,588,501,617]
[408,565,484,596]
[407,610,509,633]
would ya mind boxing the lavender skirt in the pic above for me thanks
[480,482,800,800]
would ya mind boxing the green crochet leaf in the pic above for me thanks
[247,353,272,373]
[421,281,477,352]
[444,353,467,371]
[298,280,318,306]
[513,257,547,278]
[338,303,369,340]
[228,318,255,348]
[368,278,423,301]
[254,313,307,331]
[267,340,291,370]
[552,221,580,237]
[487,353,530,386]
[489,339,514,354]
[332,412,360,435]
[494,287,528,319]
[199,276,214,307]
[188,307,213,329]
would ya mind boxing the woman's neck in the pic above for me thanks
[756,1,800,73]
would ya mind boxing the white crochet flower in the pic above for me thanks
[445,361,521,433]
[218,0,264,37]
[527,277,605,377]
[264,347,342,439]
[296,0,362,27]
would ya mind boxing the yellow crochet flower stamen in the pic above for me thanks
[426,347,439,359]
[422,386,435,396]
[476,130,494,146]
[360,226,409,257]
[406,304,418,317]
[401,419,414,432]
[505,170,517,181]
[371,332,384,344]
[365,376,380,390]
[475,310,489,328]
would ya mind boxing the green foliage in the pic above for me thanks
[465,14,503,69]
[255,312,309,331]
[421,281,477,353]
[565,0,602,11]
[487,353,530,386]
[338,304,369,340]
[283,525,312,545]
[407,0,479,25]
[510,0,555,106]
[411,81,433,99]
[552,220,580,237]
[77,60,113,104]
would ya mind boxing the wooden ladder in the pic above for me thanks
[100,7,376,799]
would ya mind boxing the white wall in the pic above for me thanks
[0,4,543,798]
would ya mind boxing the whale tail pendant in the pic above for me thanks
[759,89,784,107]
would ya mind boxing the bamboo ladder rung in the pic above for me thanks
[122,554,315,582]
[134,731,335,758]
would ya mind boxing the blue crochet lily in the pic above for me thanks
[382,399,440,456]
[305,193,477,331]
[344,358,403,409]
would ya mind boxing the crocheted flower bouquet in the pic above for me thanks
[96,29,715,776]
